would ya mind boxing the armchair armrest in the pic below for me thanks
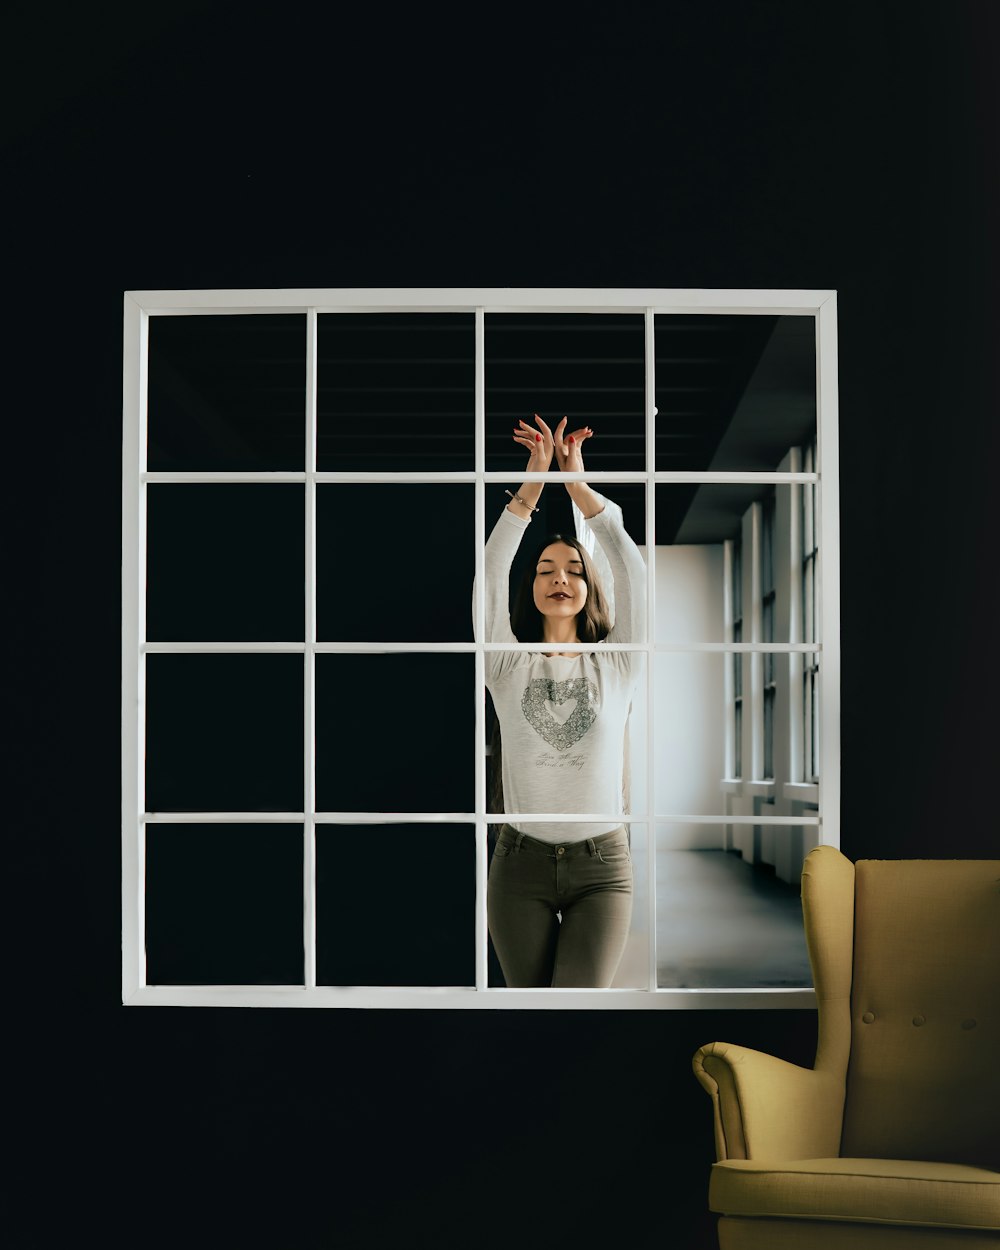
[693,1041,845,1161]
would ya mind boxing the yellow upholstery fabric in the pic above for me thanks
[717,1216,1000,1249]
[842,859,1000,1166]
[693,1043,843,1161]
[710,1158,1000,1230]
[693,847,1000,1247]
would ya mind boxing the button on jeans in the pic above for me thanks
[487,824,633,988]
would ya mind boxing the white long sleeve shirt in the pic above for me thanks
[473,499,646,843]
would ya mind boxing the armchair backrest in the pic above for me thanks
[837,857,1000,1166]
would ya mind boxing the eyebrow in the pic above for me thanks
[537,557,583,565]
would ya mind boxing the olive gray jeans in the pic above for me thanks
[487,824,633,988]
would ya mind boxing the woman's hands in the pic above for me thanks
[511,414,594,474]
[507,414,601,520]
[554,418,593,473]
[512,413,556,472]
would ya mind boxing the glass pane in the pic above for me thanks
[317,823,474,986]
[317,484,473,642]
[145,823,303,984]
[485,313,646,473]
[654,484,798,643]
[487,825,655,990]
[316,655,474,812]
[485,650,648,990]
[145,655,303,812]
[147,484,304,641]
[654,314,815,472]
[654,825,811,988]
[488,482,647,558]
[148,314,306,471]
[317,313,475,471]
[645,651,819,810]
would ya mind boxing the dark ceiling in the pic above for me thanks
[147,309,816,546]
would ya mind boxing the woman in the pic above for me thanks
[477,413,646,988]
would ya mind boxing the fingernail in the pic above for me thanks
[568,435,575,443]
[535,433,542,441]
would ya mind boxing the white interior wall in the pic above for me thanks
[631,544,726,850]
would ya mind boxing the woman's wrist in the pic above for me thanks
[505,481,543,519]
[565,480,605,520]
[505,487,540,518]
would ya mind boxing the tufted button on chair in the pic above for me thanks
[693,847,1000,1248]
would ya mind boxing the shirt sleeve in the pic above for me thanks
[472,506,531,645]
[587,501,647,644]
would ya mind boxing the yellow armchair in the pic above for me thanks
[693,846,1000,1248]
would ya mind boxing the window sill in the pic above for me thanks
[783,782,819,803]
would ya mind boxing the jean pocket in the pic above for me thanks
[493,839,513,858]
[596,842,631,865]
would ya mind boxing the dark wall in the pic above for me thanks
[10,3,998,1246]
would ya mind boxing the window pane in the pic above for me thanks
[317,823,474,986]
[147,314,306,471]
[147,484,304,641]
[650,652,727,815]
[654,485,795,644]
[654,314,815,472]
[145,655,303,811]
[650,651,814,803]
[485,313,646,473]
[146,823,303,984]
[317,484,473,642]
[317,313,474,471]
[654,828,811,988]
[316,655,474,812]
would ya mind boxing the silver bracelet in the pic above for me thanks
[505,489,539,514]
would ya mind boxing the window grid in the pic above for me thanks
[122,288,838,1010]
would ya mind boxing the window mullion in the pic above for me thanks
[816,295,840,840]
[787,446,804,784]
[122,296,147,1001]
[644,308,657,992]
[750,502,763,781]
[474,309,488,991]
[304,308,318,990]
[723,539,735,779]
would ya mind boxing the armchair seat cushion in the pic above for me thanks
[710,1158,1000,1232]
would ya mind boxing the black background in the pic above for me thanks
[9,2,999,1246]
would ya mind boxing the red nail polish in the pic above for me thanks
[535,433,542,441]
[568,435,575,443]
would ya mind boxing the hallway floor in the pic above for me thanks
[615,848,812,989]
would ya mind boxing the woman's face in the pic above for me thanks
[532,542,589,623]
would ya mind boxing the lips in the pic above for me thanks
[548,593,571,600]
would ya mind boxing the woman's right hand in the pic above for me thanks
[512,413,558,472]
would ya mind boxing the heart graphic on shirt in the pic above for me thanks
[544,697,577,725]
[521,677,598,751]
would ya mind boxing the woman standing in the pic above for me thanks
[477,413,646,988]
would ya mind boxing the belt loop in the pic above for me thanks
[587,837,597,856]
[514,830,525,852]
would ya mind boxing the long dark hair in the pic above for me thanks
[488,534,613,813]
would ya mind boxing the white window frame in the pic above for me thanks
[801,439,821,787]
[761,489,777,782]
[122,287,839,1009]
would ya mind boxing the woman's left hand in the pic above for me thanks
[553,417,594,474]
